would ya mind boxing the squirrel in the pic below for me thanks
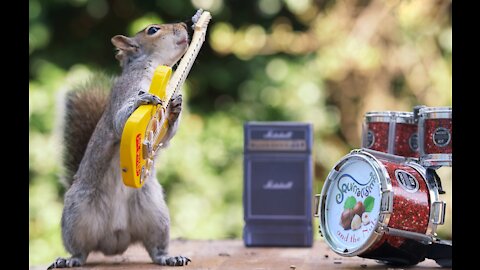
[48,18,195,269]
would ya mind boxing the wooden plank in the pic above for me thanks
[30,240,449,270]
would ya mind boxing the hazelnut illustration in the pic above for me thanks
[362,212,370,225]
[340,209,354,230]
[351,214,362,230]
[353,201,365,216]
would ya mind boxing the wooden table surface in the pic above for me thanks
[30,239,449,270]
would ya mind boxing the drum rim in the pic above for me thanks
[394,116,415,124]
[319,149,393,256]
[391,111,414,117]
[365,111,394,123]
[419,107,452,119]
[365,111,415,124]
[420,153,452,167]
[392,111,414,124]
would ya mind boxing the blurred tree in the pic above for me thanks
[29,0,452,266]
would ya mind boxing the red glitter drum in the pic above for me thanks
[362,112,391,153]
[314,149,445,265]
[362,112,419,158]
[418,107,452,167]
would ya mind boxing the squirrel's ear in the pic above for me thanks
[111,35,139,52]
[111,35,139,65]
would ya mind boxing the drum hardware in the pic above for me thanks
[426,167,446,195]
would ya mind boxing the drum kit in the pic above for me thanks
[314,106,452,266]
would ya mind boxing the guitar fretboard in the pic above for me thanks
[165,11,211,109]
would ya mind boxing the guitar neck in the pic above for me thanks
[165,11,211,106]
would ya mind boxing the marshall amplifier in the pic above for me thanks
[243,122,313,247]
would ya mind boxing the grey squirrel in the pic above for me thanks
[48,20,193,269]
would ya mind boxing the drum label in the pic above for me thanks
[395,170,419,193]
[336,173,376,204]
[366,130,374,148]
[324,159,382,250]
[409,133,418,151]
[433,127,451,147]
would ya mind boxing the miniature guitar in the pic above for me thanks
[120,10,211,188]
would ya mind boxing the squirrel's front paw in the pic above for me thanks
[168,94,182,124]
[134,91,162,108]
[113,91,163,138]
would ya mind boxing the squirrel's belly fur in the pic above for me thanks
[93,149,134,255]
[62,146,169,256]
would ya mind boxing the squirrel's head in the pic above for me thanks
[111,22,189,68]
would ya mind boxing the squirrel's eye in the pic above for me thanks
[147,26,160,35]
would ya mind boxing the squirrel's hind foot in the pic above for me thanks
[46,256,85,269]
[153,255,191,266]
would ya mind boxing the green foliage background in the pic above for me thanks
[29,0,452,266]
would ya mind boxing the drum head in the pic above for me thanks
[320,151,390,256]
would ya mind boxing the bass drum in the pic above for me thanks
[315,149,445,265]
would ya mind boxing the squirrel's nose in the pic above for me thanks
[173,23,186,36]
[183,18,194,39]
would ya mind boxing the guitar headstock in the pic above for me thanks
[193,10,211,32]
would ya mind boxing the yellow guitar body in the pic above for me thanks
[120,65,172,188]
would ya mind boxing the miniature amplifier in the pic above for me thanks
[243,122,313,247]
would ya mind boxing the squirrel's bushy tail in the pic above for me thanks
[61,74,112,188]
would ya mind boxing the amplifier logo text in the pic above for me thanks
[263,180,294,190]
[263,130,293,139]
